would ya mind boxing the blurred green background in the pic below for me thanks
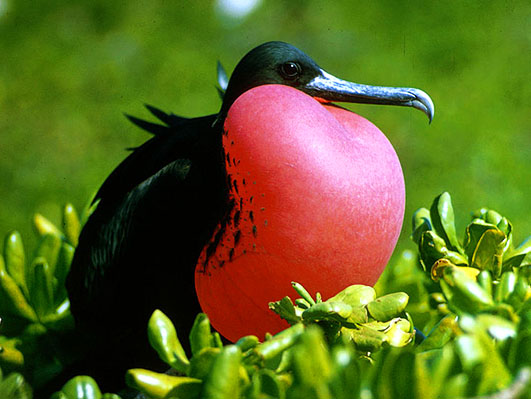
[1,0,530,256]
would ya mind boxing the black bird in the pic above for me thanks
[65,41,434,389]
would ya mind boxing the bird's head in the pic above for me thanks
[219,41,434,123]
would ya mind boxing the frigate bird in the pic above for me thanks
[65,41,434,389]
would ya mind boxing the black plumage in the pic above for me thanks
[65,108,228,387]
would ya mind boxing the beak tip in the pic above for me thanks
[426,100,435,124]
[409,88,434,124]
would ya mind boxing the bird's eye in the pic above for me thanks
[279,62,301,79]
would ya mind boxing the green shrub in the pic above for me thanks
[1,193,530,398]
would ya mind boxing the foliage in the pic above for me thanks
[0,203,89,390]
[121,286,415,399]
[51,376,120,399]
[55,193,530,398]
[269,283,414,352]
[0,368,33,399]
[1,193,530,398]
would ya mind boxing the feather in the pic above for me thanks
[144,104,189,127]
[124,114,170,136]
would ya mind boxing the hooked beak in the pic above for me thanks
[305,70,435,123]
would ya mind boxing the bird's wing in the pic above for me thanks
[92,112,215,207]
[67,112,227,331]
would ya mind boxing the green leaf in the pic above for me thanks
[475,314,516,341]
[189,347,221,380]
[367,293,409,321]
[33,213,62,238]
[443,374,469,398]
[418,344,456,398]
[418,230,447,271]
[496,217,514,253]
[54,242,75,305]
[147,309,189,373]
[274,349,292,374]
[59,376,102,399]
[329,345,361,399]
[63,203,80,247]
[251,369,285,399]
[430,259,479,282]
[245,324,304,365]
[3,231,27,296]
[200,345,242,399]
[0,257,37,322]
[485,210,503,225]
[212,332,223,349]
[40,298,74,331]
[464,220,510,276]
[377,348,417,399]
[506,275,529,309]
[444,250,469,266]
[508,329,531,372]
[50,392,67,399]
[469,228,506,277]
[165,376,203,399]
[495,271,517,303]
[302,301,353,323]
[80,194,99,226]
[347,326,387,352]
[430,192,462,252]
[441,266,493,314]
[235,335,260,352]
[475,210,513,249]
[291,282,316,306]
[384,319,414,347]
[344,305,369,325]
[0,338,25,369]
[417,314,458,352]
[290,326,331,395]
[269,296,302,325]
[412,207,432,245]
[295,298,311,309]
[189,313,213,356]
[126,369,201,399]
[326,285,376,307]
[30,257,54,318]
[33,233,62,276]
[476,270,493,297]
[464,220,494,254]
[0,372,32,399]
[455,334,485,371]
[458,316,513,395]
[471,207,488,219]
[504,236,531,268]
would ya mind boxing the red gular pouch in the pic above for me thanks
[195,84,405,342]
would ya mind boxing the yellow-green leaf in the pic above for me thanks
[0,257,37,322]
[63,203,80,247]
[3,231,27,295]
